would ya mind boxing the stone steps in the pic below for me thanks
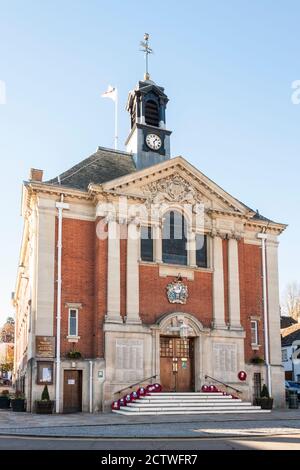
[113,392,270,416]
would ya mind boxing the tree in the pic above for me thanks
[0,317,15,343]
[282,282,300,321]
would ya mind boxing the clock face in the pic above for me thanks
[146,133,162,150]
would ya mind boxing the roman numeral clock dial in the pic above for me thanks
[146,133,162,150]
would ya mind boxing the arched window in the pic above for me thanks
[162,211,187,265]
[145,100,159,127]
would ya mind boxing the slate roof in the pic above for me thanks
[45,145,284,227]
[281,323,300,347]
[47,147,136,191]
[281,316,297,329]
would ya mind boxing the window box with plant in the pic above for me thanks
[0,390,10,409]
[250,355,265,365]
[255,384,273,409]
[11,391,26,412]
[66,350,82,359]
[35,385,54,414]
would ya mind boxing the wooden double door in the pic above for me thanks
[160,336,194,392]
[63,370,82,413]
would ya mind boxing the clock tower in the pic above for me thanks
[125,78,172,170]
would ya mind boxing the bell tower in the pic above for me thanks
[125,34,172,170]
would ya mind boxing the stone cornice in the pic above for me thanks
[25,181,91,200]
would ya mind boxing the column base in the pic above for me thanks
[229,324,243,331]
[212,321,228,330]
[125,315,142,325]
[105,314,123,324]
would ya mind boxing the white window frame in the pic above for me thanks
[68,308,78,337]
[250,320,259,346]
[282,349,288,362]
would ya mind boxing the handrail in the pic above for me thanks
[204,375,241,394]
[114,375,158,396]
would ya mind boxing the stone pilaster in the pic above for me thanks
[212,233,226,329]
[154,223,162,263]
[126,221,141,324]
[106,216,122,323]
[228,235,242,329]
[188,230,197,267]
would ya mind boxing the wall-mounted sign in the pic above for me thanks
[37,361,53,385]
[36,336,55,358]
[68,379,75,385]
[98,370,104,379]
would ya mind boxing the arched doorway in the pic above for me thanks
[156,313,204,392]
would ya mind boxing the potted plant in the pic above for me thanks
[35,385,54,414]
[0,390,10,409]
[250,356,265,365]
[256,384,273,409]
[11,390,26,412]
[66,350,82,359]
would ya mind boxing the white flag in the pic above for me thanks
[101,85,117,102]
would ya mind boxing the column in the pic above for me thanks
[228,236,242,329]
[154,223,162,263]
[266,239,281,365]
[188,230,197,267]
[212,235,226,329]
[126,221,141,324]
[106,217,122,322]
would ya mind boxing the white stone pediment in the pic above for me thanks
[101,157,250,216]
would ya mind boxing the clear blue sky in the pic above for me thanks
[0,0,299,324]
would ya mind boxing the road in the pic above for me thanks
[0,434,300,450]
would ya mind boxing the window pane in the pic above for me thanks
[196,234,207,268]
[162,211,187,265]
[141,226,153,262]
[251,321,258,345]
[69,310,77,336]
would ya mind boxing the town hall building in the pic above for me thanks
[13,67,286,413]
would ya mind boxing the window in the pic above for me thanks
[145,100,159,127]
[282,349,288,362]
[196,234,208,268]
[162,211,187,266]
[68,309,78,337]
[250,320,259,345]
[37,361,53,385]
[140,226,154,262]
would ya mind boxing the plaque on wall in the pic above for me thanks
[36,336,55,358]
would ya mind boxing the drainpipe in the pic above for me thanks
[55,195,69,413]
[89,361,93,413]
[257,232,272,395]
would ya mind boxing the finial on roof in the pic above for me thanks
[140,33,153,81]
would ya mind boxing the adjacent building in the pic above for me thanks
[13,74,286,413]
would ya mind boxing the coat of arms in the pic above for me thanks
[166,275,188,304]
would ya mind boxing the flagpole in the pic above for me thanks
[114,90,118,150]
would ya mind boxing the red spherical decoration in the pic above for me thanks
[111,400,120,410]
[138,387,146,396]
[130,391,138,401]
[146,384,156,393]
[201,384,209,392]
[238,370,247,381]
[209,384,217,392]
[154,383,162,392]
[119,398,127,407]
[125,393,132,403]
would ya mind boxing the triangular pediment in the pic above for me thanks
[99,156,254,216]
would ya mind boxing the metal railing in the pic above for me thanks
[204,374,241,395]
[114,375,158,396]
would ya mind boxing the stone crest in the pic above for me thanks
[166,275,188,304]
[144,173,201,205]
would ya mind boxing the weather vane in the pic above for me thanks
[140,33,153,80]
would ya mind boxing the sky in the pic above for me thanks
[0,0,300,325]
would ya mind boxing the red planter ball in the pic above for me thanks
[146,384,156,393]
[125,394,132,403]
[119,398,126,407]
[154,383,162,392]
[111,400,120,410]
[138,387,146,396]
[130,391,138,401]
[201,385,209,392]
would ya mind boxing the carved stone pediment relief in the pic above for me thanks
[142,173,205,206]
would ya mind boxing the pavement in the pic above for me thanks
[0,408,300,440]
